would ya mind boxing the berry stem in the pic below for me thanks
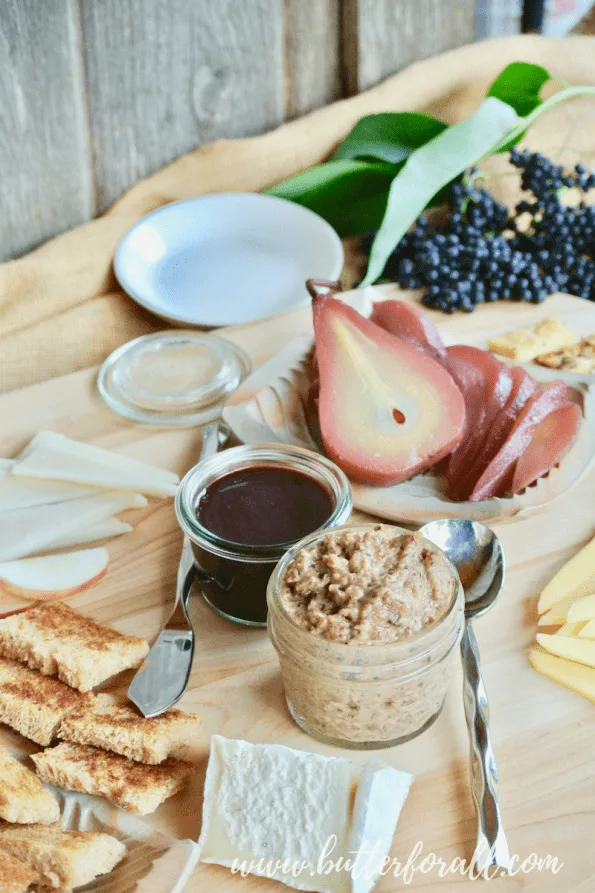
[489,86,595,155]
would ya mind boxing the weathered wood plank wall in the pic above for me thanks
[0,1,93,260]
[81,0,286,212]
[343,0,477,92]
[0,0,481,262]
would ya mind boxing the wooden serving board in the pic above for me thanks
[1,288,595,892]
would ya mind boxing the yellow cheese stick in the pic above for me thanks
[578,619,595,639]
[537,633,595,669]
[537,599,574,626]
[567,592,595,623]
[538,535,595,614]
[530,648,595,702]
[538,596,595,627]
[556,622,586,637]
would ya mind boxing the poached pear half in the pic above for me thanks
[313,295,466,486]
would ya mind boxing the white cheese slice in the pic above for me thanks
[198,736,360,893]
[48,517,132,550]
[0,491,146,561]
[197,736,413,893]
[12,431,179,497]
[23,431,180,481]
[348,758,413,893]
[0,473,98,513]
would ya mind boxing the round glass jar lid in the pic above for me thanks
[98,331,252,426]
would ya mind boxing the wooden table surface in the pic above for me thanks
[0,290,594,892]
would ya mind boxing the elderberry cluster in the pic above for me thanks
[365,149,595,312]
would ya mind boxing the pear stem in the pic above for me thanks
[306,279,343,300]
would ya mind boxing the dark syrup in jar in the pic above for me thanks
[193,465,333,624]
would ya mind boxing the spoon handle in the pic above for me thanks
[460,621,511,874]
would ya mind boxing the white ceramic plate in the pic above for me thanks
[114,194,344,327]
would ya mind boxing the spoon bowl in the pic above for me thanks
[420,518,505,618]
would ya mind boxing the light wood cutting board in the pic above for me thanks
[1,288,595,892]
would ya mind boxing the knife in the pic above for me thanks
[127,539,196,717]
[127,420,229,717]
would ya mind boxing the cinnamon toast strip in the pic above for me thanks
[0,658,89,746]
[0,749,59,824]
[0,602,149,692]
[0,848,37,893]
[32,742,194,815]
[59,693,200,764]
[0,825,125,890]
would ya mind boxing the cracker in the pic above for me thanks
[488,318,579,363]
[535,334,595,372]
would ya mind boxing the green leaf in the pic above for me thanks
[361,97,520,286]
[487,61,551,117]
[265,159,399,236]
[332,112,448,165]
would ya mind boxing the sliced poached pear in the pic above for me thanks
[313,295,465,485]
[370,299,446,358]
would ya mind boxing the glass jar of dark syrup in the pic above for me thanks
[175,444,352,626]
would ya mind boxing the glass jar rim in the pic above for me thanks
[175,443,353,562]
[267,523,464,655]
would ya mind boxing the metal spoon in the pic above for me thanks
[420,519,511,875]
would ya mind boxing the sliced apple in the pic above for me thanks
[567,592,595,623]
[0,491,146,562]
[556,621,586,637]
[537,633,595,670]
[530,648,595,703]
[578,619,595,639]
[538,534,595,614]
[13,431,179,497]
[0,548,108,600]
[49,518,132,550]
[312,295,466,485]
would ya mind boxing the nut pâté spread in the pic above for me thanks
[278,525,453,644]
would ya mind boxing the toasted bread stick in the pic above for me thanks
[0,749,59,824]
[0,848,37,893]
[0,603,149,692]
[59,693,200,764]
[0,825,125,890]
[0,658,89,746]
[32,742,194,815]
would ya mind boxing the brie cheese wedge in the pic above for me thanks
[348,758,413,893]
[198,736,413,893]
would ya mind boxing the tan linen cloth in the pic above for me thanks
[2,34,595,394]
